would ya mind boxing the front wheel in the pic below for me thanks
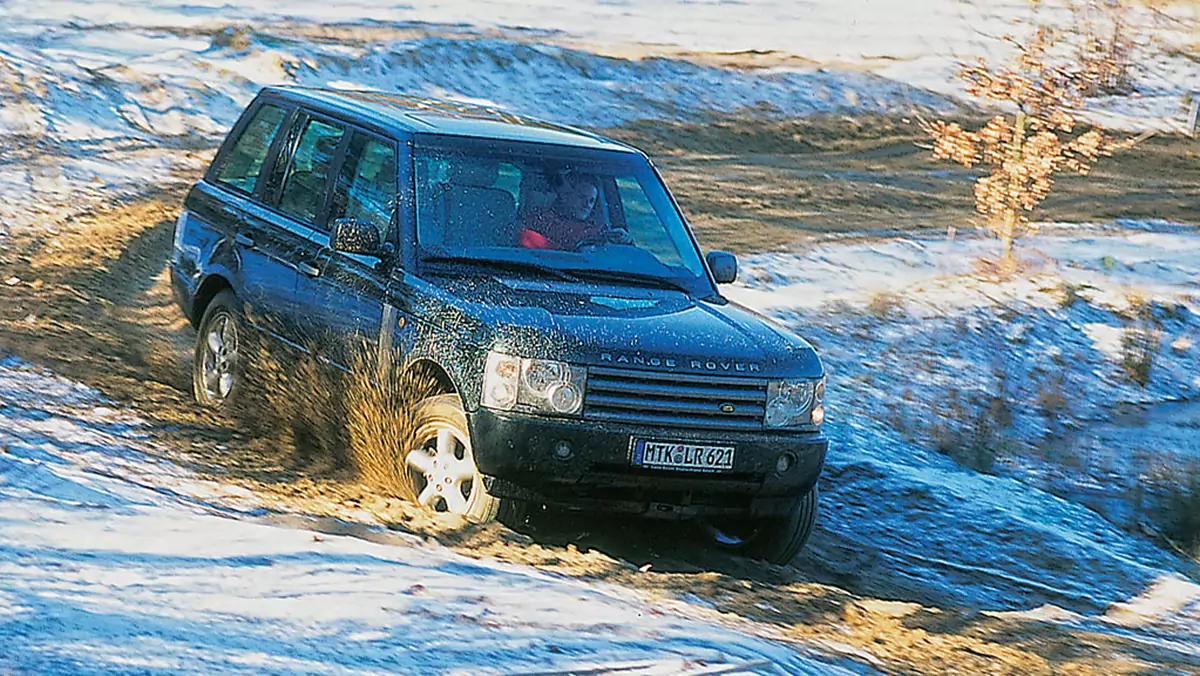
[702,483,819,565]
[403,394,523,524]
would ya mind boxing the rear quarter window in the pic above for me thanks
[214,103,287,195]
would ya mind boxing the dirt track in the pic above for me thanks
[2,124,1199,671]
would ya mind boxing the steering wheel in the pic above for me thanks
[573,228,634,251]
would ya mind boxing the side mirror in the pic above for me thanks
[330,218,383,257]
[706,250,738,284]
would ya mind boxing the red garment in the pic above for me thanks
[519,210,603,250]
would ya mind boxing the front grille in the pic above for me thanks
[584,366,767,431]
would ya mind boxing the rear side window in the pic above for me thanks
[278,118,345,226]
[330,133,398,243]
[215,103,286,194]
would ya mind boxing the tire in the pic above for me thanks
[192,289,252,411]
[402,394,517,524]
[497,498,535,529]
[703,483,819,565]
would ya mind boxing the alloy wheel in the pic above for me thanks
[199,313,238,403]
[406,423,480,514]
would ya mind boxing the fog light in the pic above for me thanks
[547,382,582,414]
[776,452,795,474]
[810,405,825,427]
[553,440,573,460]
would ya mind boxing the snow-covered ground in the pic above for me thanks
[731,223,1200,437]
[730,223,1200,613]
[0,357,861,675]
[2,0,1196,132]
[3,223,1199,670]
[0,0,955,234]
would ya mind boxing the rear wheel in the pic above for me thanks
[192,290,250,411]
[403,394,525,524]
[702,483,819,565]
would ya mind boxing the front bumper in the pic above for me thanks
[468,407,827,518]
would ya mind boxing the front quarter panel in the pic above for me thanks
[388,273,493,412]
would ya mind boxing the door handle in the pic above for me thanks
[234,233,255,248]
[221,207,246,224]
[299,262,321,278]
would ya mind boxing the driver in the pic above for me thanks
[519,171,630,250]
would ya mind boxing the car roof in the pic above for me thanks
[263,85,638,154]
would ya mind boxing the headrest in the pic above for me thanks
[314,135,340,154]
[448,160,499,188]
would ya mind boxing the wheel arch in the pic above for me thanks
[191,274,233,328]
[404,357,459,401]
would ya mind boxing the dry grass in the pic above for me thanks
[243,343,349,472]
[604,114,1200,254]
[1119,295,1161,387]
[1034,370,1071,418]
[929,387,1011,474]
[1056,281,1089,309]
[865,291,906,319]
[1120,326,1160,387]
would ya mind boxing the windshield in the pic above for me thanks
[414,138,709,290]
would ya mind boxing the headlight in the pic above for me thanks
[765,377,825,428]
[482,351,587,416]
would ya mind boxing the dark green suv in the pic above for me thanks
[170,86,828,563]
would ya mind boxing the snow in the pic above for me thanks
[726,224,1200,619]
[1,0,1195,133]
[0,1,954,233]
[0,358,857,675]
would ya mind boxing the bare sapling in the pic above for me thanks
[922,1,1151,273]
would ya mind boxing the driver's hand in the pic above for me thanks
[575,227,634,250]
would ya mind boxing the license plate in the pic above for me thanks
[632,439,735,473]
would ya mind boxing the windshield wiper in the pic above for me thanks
[570,268,694,293]
[423,255,580,282]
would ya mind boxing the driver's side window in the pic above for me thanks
[614,175,678,262]
[329,133,397,244]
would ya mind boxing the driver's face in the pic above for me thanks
[558,179,598,221]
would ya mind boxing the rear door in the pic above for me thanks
[260,111,349,354]
[297,127,402,368]
[198,99,304,342]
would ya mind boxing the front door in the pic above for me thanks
[298,129,402,369]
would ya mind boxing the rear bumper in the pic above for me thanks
[468,407,827,518]
[169,263,198,325]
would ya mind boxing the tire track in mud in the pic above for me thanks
[0,191,1198,674]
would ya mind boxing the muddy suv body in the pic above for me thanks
[170,86,828,562]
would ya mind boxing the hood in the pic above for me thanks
[409,273,823,379]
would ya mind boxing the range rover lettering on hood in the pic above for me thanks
[599,352,763,373]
